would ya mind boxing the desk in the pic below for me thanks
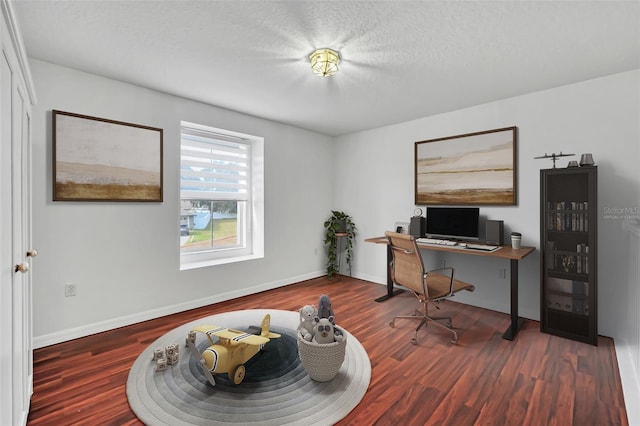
[365,236,535,340]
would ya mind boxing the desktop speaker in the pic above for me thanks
[485,220,504,245]
[409,216,426,237]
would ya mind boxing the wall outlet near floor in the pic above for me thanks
[64,283,77,297]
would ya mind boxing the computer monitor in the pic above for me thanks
[425,207,480,240]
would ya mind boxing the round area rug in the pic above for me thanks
[126,309,371,425]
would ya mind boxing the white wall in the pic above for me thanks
[30,59,334,347]
[335,69,640,421]
[336,70,640,338]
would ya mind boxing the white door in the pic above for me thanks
[11,80,32,426]
[1,15,34,425]
[0,44,15,425]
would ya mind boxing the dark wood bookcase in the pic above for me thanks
[540,166,597,345]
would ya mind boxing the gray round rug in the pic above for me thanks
[126,309,371,425]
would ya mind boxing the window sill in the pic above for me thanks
[180,253,264,271]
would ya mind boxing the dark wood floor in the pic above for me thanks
[27,276,628,425]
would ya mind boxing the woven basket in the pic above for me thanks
[297,327,347,382]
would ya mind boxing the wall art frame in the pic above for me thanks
[53,110,163,202]
[415,126,517,206]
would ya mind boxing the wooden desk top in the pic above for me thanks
[365,236,535,261]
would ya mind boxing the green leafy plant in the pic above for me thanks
[323,210,357,279]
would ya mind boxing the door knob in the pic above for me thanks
[15,262,29,273]
[27,249,38,257]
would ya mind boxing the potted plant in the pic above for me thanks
[323,210,356,278]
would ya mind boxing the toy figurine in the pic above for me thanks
[185,314,281,386]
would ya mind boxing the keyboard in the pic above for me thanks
[465,243,500,251]
[416,238,458,246]
[416,238,501,252]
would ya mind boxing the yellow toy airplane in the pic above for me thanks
[185,314,281,386]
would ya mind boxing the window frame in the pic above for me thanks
[179,121,264,270]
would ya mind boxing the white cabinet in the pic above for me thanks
[1,1,36,425]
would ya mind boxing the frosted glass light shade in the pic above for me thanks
[309,48,340,77]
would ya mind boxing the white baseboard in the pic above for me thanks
[351,271,385,286]
[615,340,640,426]
[33,271,324,349]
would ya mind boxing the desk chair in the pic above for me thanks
[384,231,475,344]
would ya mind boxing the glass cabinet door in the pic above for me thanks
[540,166,597,345]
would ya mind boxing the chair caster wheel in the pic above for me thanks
[389,321,395,328]
[411,338,417,345]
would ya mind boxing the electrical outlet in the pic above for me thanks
[64,283,77,297]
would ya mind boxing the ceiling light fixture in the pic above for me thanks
[309,48,340,77]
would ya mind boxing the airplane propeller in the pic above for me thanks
[185,338,216,386]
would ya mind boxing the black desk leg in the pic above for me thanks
[502,258,525,340]
[375,244,404,302]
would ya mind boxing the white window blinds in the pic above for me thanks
[180,123,251,201]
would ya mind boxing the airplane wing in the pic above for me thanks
[192,325,227,334]
[191,325,271,345]
[191,325,228,344]
[215,328,271,345]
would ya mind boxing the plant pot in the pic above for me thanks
[336,219,347,233]
[297,328,347,382]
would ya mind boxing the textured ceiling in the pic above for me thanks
[12,0,640,136]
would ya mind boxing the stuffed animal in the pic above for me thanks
[318,294,344,340]
[312,316,336,344]
[318,294,334,319]
[297,305,317,341]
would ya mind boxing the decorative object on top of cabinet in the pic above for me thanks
[323,211,356,279]
[540,166,597,345]
[579,153,595,166]
[534,152,575,168]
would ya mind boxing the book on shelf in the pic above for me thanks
[584,246,589,274]
[548,201,589,231]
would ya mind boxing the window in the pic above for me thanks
[180,121,264,269]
